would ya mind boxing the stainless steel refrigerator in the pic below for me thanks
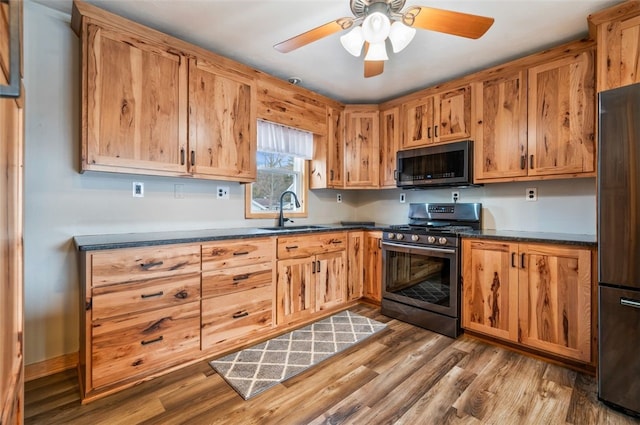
[598,83,640,417]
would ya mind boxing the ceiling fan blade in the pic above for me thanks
[363,43,384,78]
[403,6,494,39]
[274,17,354,53]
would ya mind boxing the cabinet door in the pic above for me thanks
[527,49,595,176]
[473,71,528,181]
[347,232,364,301]
[276,257,315,324]
[364,232,382,302]
[598,14,640,91]
[379,107,400,188]
[188,58,256,182]
[316,250,347,311]
[402,95,435,148]
[462,239,519,341]
[518,244,592,363]
[84,24,187,174]
[437,86,471,143]
[327,105,345,188]
[344,107,380,187]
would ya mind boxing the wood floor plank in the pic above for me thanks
[24,304,640,425]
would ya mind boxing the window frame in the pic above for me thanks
[244,152,309,219]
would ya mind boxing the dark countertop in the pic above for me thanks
[460,229,597,247]
[74,223,389,251]
[74,225,597,251]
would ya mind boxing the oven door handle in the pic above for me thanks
[382,242,456,255]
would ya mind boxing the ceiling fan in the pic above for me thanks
[274,0,495,78]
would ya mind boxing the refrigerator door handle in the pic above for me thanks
[620,297,640,309]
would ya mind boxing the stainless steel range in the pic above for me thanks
[381,203,482,338]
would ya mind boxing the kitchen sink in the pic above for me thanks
[258,225,329,232]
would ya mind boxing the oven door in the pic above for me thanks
[382,241,459,317]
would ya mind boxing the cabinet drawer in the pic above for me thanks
[277,233,347,259]
[202,263,271,298]
[92,302,200,389]
[201,286,273,350]
[91,245,201,287]
[92,273,201,321]
[202,238,274,270]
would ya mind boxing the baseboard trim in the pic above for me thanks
[25,352,78,382]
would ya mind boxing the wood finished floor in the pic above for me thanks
[24,304,640,425]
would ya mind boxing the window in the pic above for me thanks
[245,121,313,219]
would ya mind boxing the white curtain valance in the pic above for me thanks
[257,120,314,159]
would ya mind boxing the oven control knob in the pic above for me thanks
[387,232,395,239]
[411,235,420,242]
[427,236,436,244]
[438,237,448,245]
[396,233,404,240]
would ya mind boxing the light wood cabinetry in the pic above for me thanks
[462,239,594,364]
[276,233,347,324]
[473,71,528,180]
[401,85,471,149]
[347,231,364,301]
[379,106,400,188]
[188,58,256,181]
[364,231,383,303]
[474,45,595,183]
[344,105,380,188]
[527,50,595,177]
[200,238,275,352]
[589,1,640,92]
[79,244,202,399]
[0,1,24,421]
[326,105,345,188]
[74,2,257,182]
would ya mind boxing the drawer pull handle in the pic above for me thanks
[233,274,250,282]
[331,240,343,244]
[140,261,164,270]
[232,311,249,319]
[286,245,299,250]
[141,291,164,299]
[174,290,188,299]
[233,251,249,256]
[141,336,164,346]
[621,298,640,309]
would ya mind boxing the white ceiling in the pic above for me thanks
[36,0,620,103]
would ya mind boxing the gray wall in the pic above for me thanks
[23,1,596,365]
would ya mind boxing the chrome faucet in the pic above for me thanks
[278,190,300,227]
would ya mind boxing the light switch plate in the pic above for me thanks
[133,182,144,198]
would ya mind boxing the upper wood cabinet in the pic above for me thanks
[83,24,188,175]
[188,58,256,181]
[76,7,258,182]
[327,105,345,188]
[344,105,380,188]
[379,106,400,188]
[589,2,640,92]
[527,50,595,177]
[474,44,595,183]
[401,85,471,149]
[473,71,528,181]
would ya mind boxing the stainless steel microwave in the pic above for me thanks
[396,140,474,188]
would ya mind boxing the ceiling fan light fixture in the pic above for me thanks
[340,25,365,57]
[362,11,391,43]
[364,41,389,61]
[388,20,416,53]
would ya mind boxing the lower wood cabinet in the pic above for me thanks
[461,238,594,364]
[276,233,347,325]
[364,231,383,303]
[347,231,364,301]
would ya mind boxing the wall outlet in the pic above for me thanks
[399,193,406,203]
[174,184,185,199]
[337,193,342,203]
[526,187,537,201]
[132,182,144,198]
[451,191,460,203]
[217,186,230,200]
